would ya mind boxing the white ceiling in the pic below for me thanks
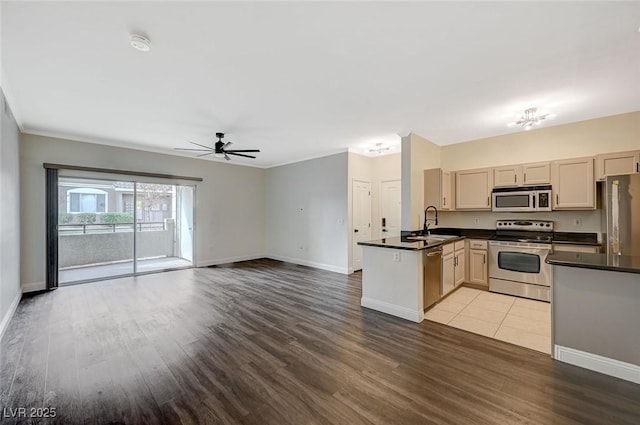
[2,1,639,167]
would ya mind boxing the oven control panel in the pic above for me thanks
[495,220,554,232]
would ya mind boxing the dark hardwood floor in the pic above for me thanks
[1,259,639,424]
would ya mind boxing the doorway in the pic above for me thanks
[57,177,195,284]
[352,180,371,271]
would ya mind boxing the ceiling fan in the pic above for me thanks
[175,132,260,160]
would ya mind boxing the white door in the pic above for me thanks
[380,180,401,238]
[352,180,371,271]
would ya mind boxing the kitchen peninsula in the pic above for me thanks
[359,234,464,323]
[547,251,640,384]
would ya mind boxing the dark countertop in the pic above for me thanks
[552,232,601,246]
[546,252,640,275]
[401,227,600,246]
[358,235,466,251]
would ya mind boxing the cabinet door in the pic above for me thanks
[552,157,595,209]
[442,171,452,210]
[454,250,465,287]
[455,168,493,210]
[523,162,551,185]
[596,151,640,180]
[441,254,455,296]
[493,165,521,187]
[468,249,488,286]
[552,244,600,254]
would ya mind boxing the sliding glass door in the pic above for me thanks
[134,183,194,274]
[57,177,195,285]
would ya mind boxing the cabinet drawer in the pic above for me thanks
[442,243,454,255]
[454,240,465,251]
[468,239,488,250]
[552,244,600,254]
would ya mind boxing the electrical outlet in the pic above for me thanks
[392,251,401,262]
[473,217,480,225]
[574,218,582,226]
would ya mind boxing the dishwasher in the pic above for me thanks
[423,246,443,310]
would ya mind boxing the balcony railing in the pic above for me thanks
[58,221,166,234]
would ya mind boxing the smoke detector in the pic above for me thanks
[129,34,151,52]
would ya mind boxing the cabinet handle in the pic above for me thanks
[443,196,446,206]
[483,254,486,264]
[556,193,559,205]
[637,162,639,173]
[487,196,490,206]
[524,172,526,182]
[514,175,517,184]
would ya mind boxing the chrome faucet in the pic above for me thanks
[423,205,439,235]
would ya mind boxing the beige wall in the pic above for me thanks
[401,133,441,230]
[441,111,640,171]
[438,210,602,233]
[20,133,266,291]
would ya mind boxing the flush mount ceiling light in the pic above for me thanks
[508,108,556,131]
[368,143,390,154]
[129,34,151,52]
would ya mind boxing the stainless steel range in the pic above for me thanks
[489,220,553,302]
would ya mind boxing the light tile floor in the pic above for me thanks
[425,287,551,354]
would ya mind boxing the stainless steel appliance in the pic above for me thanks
[489,220,553,302]
[492,185,552,212]
[423,246,442,309]
[605,174,640,256]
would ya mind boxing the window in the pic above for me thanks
[67,188,108,213]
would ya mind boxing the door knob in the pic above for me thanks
[354,229,359,233]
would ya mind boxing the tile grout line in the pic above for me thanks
[444,289,481,325]
[491,297,517,338]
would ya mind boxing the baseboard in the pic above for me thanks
[554,345,640,384]
[361,297,424,323]
[198,253,266,268]
[265,254,349,275]
[0,291,22,341]
[21,281,46,293]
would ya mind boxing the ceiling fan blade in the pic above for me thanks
[197,152,215,157]
[189,141,214,150]
[225,149,260,153]
[174,148,212,151]
[227,152,256,159]
[223,141,232,149]
[224,153,231,161]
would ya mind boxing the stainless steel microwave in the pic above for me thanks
[491,186,552,212]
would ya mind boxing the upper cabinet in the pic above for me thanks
[522,162,551,185]
[424,168,454,211]
[596,151,640,180]
[551,157,596,210]
[455,168,493,210]
[493,165,521,187]
[493,162,550,188]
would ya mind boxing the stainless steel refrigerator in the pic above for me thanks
[605,174,640,256]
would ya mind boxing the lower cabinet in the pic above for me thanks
[467,239,488,286]
[441,251,455,296]
[442,240,466,296]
